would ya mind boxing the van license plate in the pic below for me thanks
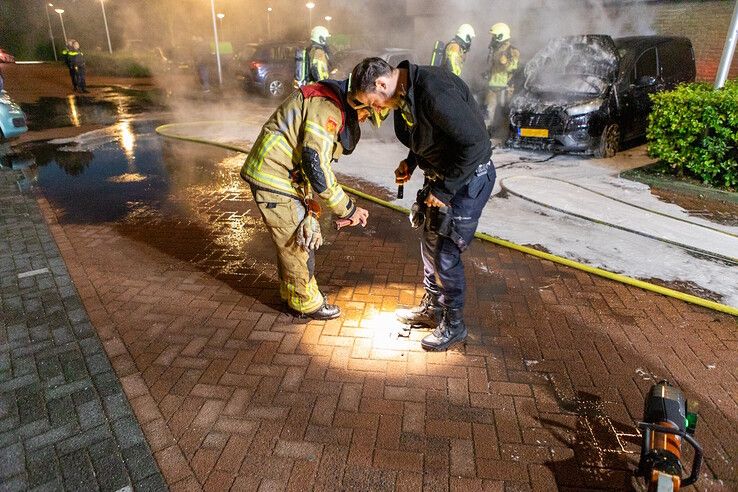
[519,128,549,138]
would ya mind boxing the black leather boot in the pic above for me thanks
[396,291,441,327]
[299,301,341,320]
[421,307,467,351]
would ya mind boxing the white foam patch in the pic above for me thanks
[341,138,738,308]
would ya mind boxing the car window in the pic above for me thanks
[632,47,657,83]
[253,47,268,60]
[658,41,693,83]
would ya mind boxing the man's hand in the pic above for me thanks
[424,192,446,208]
[395,160,412,184]
[296,214,323,251]
[334,206,369,230]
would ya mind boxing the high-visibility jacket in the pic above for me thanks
[62,49,85,68]
[308,44,330,82]
[443,39,466,77]
[240,82,356,219]
[487,41,519,89]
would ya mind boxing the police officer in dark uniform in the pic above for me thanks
[349,57,495,351]
[70,40,88,93]
[61,40,77,92]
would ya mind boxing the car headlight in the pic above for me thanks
[566,99,603,117]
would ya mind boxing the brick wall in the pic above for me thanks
[645,0,738,82]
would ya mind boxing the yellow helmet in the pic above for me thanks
[456,24,476,45]
[489,22,511,42]
[310,25,331,45]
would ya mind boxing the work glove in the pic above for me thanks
[296,214,323,251]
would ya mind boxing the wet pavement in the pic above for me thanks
[0,165,164,490]
[1,84,737,490]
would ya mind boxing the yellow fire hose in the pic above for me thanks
[155,123,738,318]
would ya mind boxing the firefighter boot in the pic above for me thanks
[396,292,441,327]
[420,307,467,351]
[304,301,341,320]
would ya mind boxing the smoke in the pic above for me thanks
[402,0,656,87]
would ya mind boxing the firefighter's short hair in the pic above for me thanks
[350,57,393,94]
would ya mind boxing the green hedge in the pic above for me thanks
[647,82,738,189]
[84,52,153,78]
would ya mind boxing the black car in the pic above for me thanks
[507,35,696,157]
[240,41,303,99]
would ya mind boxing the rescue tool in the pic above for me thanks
[636,380,702,491]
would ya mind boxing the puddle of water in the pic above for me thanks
[2,119,281,296]
[19,87,167,131]
[4,120,236,223]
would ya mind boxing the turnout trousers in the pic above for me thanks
[421,163,496,310]
[250,186,324,314]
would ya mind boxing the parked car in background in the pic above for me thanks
[0,91,28,140]
[507,35,695,157]
[239,41,303,99]
[239,42,415,99]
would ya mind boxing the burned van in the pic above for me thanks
[507,35,695,157]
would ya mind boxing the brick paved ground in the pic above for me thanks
[17,147,738,490]
[0,169,164,491]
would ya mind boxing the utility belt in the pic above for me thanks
[424,160,492,185]
[409,160,492,252]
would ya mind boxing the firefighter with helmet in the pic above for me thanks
[240,79,370,320]
[485,22,519,134]
[307,25,331,82]
[443,23,476,77]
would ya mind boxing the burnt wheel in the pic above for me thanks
[595,123,620,158]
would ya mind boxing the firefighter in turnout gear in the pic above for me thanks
[485,23,519,133]
[308,25,331,83]
[240,79,369,320]
[443,24,475,77]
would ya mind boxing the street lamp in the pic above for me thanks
[306,2,315,30]
[324,15,332,23]
[54,8,67,46]
[266,7,273,39]
[217,12,224,32]
[208,0,223,86]
[44,2,58,61]
[99,0,113,53]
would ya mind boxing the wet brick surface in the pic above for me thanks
[0,169,164,491]
[28,160,738,490]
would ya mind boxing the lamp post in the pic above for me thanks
[45,2,58,61]
[306,2,315,31]
[266,7,272,39]
[100,0,113,53]
[55,8,67,45]
[209,0,223,86]
[217,12,224,32]
[715,0,738,88]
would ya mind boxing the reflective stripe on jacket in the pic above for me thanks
[240,89,354,218]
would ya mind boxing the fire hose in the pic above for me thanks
[155,122,738,318]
